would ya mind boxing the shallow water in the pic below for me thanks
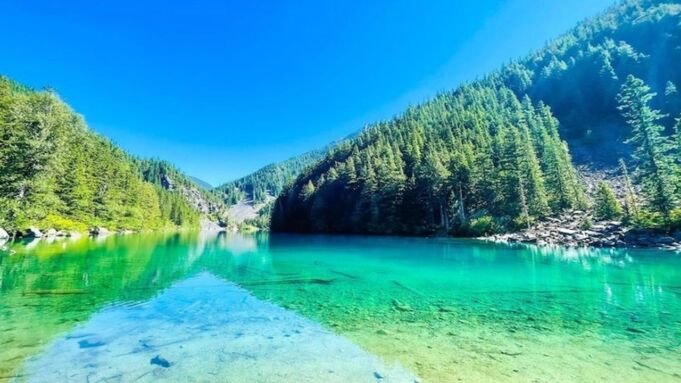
[1,232,680,382]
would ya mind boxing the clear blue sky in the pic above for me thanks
[1,0,612,185]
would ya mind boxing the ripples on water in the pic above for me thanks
[1,232,680,382]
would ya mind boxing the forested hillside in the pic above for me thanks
[0,77,204,234]
[136,159,227,221]
[272,87,586,234]
[272,0,681,236]
[214,150,325,205]
[486,0,681,162]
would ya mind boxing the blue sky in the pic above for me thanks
[1,0,612,185]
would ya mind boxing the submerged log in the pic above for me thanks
[392,280,424,296]
[22,289,86,296]
[329,269,359,280]
[240,277,336,287]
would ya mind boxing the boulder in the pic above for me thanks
[0,227,9,239]
[90,227,109,236]
[25,227,43,238]
[45,228,58,237]
[655,237,676,245]
[67,232,82,239]
[556,228,577,236]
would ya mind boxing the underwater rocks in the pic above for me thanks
[391,299,413,312]
[78,339,106,349]
[21,273,418,383]
[484,210,681,250]
[150,355,172,368]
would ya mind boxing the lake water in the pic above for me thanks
[1,232,680,383]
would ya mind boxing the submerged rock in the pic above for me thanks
[391,299,413,312]
[150,355,171,368]
[78,339,106,349]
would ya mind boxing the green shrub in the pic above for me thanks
[465,216,497,236]
[670,209,681,231]
[39,214,88,232]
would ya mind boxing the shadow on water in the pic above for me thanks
[1,232,680,382]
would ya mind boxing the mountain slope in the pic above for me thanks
[486,0,681,163]
[214,150,326,205]
[136,159,228,221]
[272,87,585,235]
[272,0,681,235]
[0,77,204,233]
[188,176,213,191]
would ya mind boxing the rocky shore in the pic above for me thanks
[0,226,128,242]
[483,210,681,251]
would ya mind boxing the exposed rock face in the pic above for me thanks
[200,218,225,232]
[159,173,227,219]
[25,227,43,238]
[179,185,223,216]
[0,228,8,239]
[484,210,681,250]
[161,174,175,191]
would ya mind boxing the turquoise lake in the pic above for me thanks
[1,232,680,382]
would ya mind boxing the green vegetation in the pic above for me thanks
[617,75,679,226]
[214,150,325,205]
[272,87,585,235]
[3,0,681,238]
[487,0,681,163]
[136,158,227,222]
[0,77,202,234]
[593,182,623,220]
[272,0,681,235]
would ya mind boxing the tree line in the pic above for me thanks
[0,77,201,234]
[271,0,681,235]
[272,86,586,235]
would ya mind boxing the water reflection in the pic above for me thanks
[21,273,416,383]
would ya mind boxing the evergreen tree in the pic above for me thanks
[617,75,676,222]
[619,159,639,221]
[271,86,581,235]
[593,182,623,220]
[0,77,206,233]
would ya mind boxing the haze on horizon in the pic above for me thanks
[0,0,612,185]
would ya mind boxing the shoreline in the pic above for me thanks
[480,211,681,251]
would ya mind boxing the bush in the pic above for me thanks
[38,214,88,232]
[631,210,665,230]
[670,209,681,231]
[464,216,497,236]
